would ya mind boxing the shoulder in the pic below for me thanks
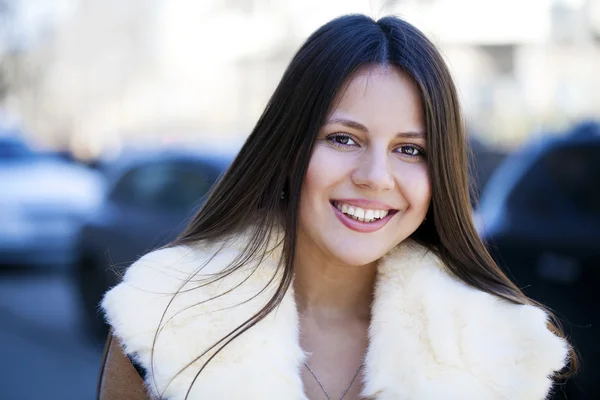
[374,240,569,399]
[100,238,241,356]
[444,286,568,399]
[99,233,286,399]
[100,231,282,351]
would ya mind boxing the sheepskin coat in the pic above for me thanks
[102,234,568,400]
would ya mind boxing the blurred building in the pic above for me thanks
[1,0,600,157]
[401,0,600,145]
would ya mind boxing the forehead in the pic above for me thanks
[327,65,424,132]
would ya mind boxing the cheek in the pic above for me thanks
[302,145,348,199]
[299,148,328,221]
[301,155,323,205]
[395,163,431,211]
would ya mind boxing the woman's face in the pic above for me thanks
[298,65,431,267]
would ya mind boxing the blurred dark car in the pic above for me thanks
[0,134,104,267]
[74,149,230,337]
[478,121,600,399]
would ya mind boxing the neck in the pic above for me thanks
[293,236,378,322]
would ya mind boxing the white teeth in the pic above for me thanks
[333,201,392,223]
[354,208,365,219]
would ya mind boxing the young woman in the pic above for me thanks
[98,14,574,400]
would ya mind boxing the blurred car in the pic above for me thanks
[468,136,507,207]
[478,121,600,399]
[0,134,105,267]
[74,149,230,337]
[479,122,600,261]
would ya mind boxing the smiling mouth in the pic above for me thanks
[330,200,398,223]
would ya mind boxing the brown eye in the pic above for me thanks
[326,134,358,147]
[397,145,425,158]
[403,146,418,155]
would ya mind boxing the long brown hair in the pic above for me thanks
[152,14,575,398]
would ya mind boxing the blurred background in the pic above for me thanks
[0,0,598,399]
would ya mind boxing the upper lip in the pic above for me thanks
[331,198,397,211]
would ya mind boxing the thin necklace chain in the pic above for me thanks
[303,361,363,400]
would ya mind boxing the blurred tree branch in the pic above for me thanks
[0,0,42,108]
[0,0,14,100]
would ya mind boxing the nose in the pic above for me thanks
[351,148,395,192]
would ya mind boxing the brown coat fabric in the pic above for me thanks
[97,334,150,400]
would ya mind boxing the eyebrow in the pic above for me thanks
[326,117,425,139]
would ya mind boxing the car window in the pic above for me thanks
[109,161,217,212]
[543,145,600,215]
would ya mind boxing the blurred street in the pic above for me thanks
[0,267,103,400]
[1,0,599,399]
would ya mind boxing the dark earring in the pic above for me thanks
[280,190,285,200]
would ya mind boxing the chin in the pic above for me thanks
[328,242,392,267]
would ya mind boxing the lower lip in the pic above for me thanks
[331,203,395,233]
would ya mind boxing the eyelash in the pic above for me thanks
[325,133,427,158]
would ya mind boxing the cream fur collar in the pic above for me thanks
[102,236,568,400]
